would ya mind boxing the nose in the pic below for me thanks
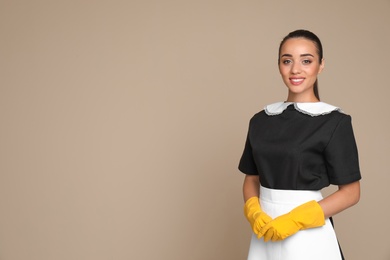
[291,63,301,74]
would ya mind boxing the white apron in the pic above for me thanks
[247,186,343,260]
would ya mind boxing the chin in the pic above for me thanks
[287,87,309,94]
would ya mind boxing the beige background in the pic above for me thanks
[1,0,389,259]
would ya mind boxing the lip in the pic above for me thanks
[289,77,305,86]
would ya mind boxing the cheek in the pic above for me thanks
[279,65,289,76]
[307,65,322,76]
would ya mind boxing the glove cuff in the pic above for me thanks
[244,197,260,222]
[294,200,325,230]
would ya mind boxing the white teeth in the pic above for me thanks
[291,79,304,82]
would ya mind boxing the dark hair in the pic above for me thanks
[278,29,323,100]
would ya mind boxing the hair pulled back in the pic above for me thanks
[278,29,323,100]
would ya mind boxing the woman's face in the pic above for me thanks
[279,38,324,102]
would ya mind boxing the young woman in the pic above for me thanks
[238,30,361,260]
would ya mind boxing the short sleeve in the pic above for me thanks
[238,130,259,175]
[324,115,361,185]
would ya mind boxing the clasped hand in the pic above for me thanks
[246,199,325,242]
[258,212,302,242]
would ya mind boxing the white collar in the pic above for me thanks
[264,102,342,116]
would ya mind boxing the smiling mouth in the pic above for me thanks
[290,78,304,85]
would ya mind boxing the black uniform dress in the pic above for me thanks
[239,102,361,260]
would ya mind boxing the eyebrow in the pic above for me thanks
[281,53,315,58]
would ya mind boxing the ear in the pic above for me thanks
[318,58,325,74]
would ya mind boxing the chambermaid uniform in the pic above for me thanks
[238,102,361,260]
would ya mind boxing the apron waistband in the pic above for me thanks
[260,186,323,204]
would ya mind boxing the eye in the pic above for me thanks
[282,59,292,64]
[302,59,312,64]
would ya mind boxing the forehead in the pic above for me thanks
[280,38,318,56]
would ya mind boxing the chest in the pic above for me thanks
[249,112,337,159]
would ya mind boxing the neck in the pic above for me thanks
[286,92,319,103]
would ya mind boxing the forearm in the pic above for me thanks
[243,175,260,202]
[318,181,360,219]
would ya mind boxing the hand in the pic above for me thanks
[259,200,325,242]
[244,197,272,236]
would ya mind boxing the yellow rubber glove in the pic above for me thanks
[244,196,272,236]
[259,200,325,242]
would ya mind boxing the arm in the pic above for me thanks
[242,174,272,236]
[243,174,260,202]
[320,115,361,218]
[318,180,360,219]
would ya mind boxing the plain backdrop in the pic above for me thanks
[1,0,389,259]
